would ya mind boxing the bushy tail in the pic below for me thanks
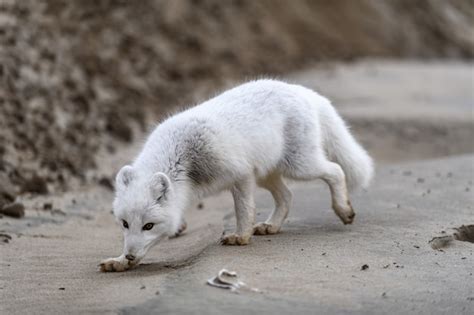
[319,102,374,191]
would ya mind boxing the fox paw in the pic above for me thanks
[174,220,187,237]
[220,233,251,245]
[99,257,130,272]
[334,201,355,225]
[253,222,280,235]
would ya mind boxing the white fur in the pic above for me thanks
[100,79,374,271]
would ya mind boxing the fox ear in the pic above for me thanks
[116,165,134,191]
[150,172,171,202]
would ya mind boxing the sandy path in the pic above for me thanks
[1,60,473,314]
[124,155,474,314]
[0,186,231,314]
[288,60,474,162]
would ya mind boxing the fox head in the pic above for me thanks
[112,165,181,264]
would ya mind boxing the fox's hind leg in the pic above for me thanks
[254,173,292,235]
[312,159,355,224]
[221,176,256,245]
[319,160,355,224]
[289,154,355,225]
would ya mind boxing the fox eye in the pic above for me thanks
[122,220,129,229]
[143,223,154,231]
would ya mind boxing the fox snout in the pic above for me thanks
[123,237,155,262]
[123,238,144,260]
[124,248,145,264]
[125,254,136,261]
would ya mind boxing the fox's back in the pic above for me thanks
[178,79,327,136]
[139,80,330,180]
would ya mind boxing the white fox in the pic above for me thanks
[100,79,373,272]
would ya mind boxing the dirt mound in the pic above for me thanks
[1,0,473,202]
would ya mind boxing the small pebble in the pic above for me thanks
[98,177,114,191]
[51,209,66,216]
[22,174,48,194]
[0,202,25,218]
[361,264,369,271]
[0,233,12,243]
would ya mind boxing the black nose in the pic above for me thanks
[125,254,136,261]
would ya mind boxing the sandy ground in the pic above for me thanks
[0,60,473,314]
[124,155,474,315]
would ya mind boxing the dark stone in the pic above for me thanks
[98,176,114,191]
[1,202,25,218]
[22,174,48,194]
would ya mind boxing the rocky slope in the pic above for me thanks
[1,0,473,206]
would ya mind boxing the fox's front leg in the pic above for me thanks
[174,218,187,237]
[221,177,256,245]
[99,254,137,272]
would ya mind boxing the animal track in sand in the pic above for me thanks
[429,225,474,250]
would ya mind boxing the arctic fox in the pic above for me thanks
[100,79,373,272]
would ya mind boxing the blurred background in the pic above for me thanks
[0,0,473,203]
